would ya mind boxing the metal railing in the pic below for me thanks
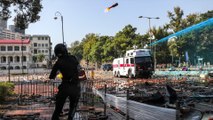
[5,79,109,120]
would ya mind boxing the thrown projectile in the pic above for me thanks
[105,3,118,12]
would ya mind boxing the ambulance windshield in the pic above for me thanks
[135,56,152,63]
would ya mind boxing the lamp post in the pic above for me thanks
[21,39,24,74]
[138,16,160,71]
[138,16,159,45]
[8,60,10,82]
[54,11,65,45]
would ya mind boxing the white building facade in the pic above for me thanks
[0,39,32,70]
[30,35,52,67]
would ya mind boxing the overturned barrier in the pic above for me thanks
[94,88,176,120]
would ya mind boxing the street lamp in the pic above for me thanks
[138,16,160,45]
[54,11,65,45]
[138,16,160,71]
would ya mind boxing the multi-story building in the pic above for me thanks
[0,39,32,70]
[0,29,23,39]
[30,35,52,67]
[0,18,52,70]
[0,34,52,71]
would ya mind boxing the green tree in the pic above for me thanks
[167,6,185,32]
[32,55,37,63]
[151,26,170,64]
[90,36,109,65]
[178,11,212,65]
[102,36,115,62]
[167,8,213,65]
[82,33,99,62]
[37,54,45,62]
[0,0,42,30]
[69,40,83,61]
[113,25,138,57]
[200,10,213,21]
[167,6,186,64]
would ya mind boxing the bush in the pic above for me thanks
[0,82,15,102]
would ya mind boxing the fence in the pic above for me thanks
[13,81,60,98]
[91,79,177,120]
[3,80,105,120]
[3,77,180,120]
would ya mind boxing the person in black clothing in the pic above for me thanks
[49,43,80,120]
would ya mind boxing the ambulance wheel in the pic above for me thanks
[114,71,117,77]
[128,70,132,78]
[117,72,121,78]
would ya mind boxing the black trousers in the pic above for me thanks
[52,82,80,120]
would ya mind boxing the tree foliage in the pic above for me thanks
[37,54,45,62]
[69,41,83,61]
[0,0,43,30]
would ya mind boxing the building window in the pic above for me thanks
[8,66,13,70]
[38,44,41,47]
[126,59,129,64]
[15,66,20,69]
[0,46,6,51]
[15,46,19,51]
[45,44,48,47]
[7,46,13,51]
[22,56,27,62]
[38,37,40,40]
[45,50,48,53]
[34,43,37,47]
[8,56,13,62]
[21,46,26,51]
[42,44,44,47]
[15,56,20,62]
[34,49,37,54]
[38,50,41,53]
[130,58,134,64]
[1,56,6,63]
[1,66,6,70]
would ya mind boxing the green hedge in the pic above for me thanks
[0,82,15,102]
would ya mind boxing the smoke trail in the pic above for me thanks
[150,18,213,46]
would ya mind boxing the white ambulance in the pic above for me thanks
[112,49,154,78]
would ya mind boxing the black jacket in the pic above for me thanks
[49,55,79,83]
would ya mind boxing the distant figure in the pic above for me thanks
[49,43,81,120]
[182,66,188,71]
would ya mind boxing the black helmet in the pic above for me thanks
[54,43,68,57]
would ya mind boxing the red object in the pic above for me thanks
[54,87,58,93]
[0,39,30,44]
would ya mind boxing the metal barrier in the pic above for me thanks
[94,89,176,120]
[13,80,60,98]
[8,80,107,120]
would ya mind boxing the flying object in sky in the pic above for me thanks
[104,3,118,12]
